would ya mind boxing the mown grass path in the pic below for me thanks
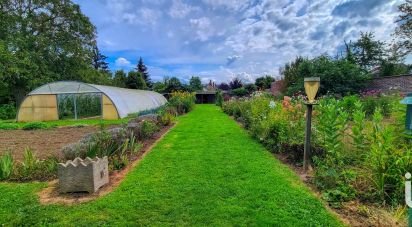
[0,105,342,226]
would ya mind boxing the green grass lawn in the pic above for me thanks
[0,105,342,226]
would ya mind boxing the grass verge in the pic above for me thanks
[0,105,342,226]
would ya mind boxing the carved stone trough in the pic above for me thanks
[58,156,109,193]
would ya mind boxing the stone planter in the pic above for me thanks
[58,156,109,193]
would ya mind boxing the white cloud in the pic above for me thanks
[80,0,407,83]
[202,0,250,11]
[190,17,215,41]
[115,57,131,67]
[169,0,197,18]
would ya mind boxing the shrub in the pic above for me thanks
[0,103,17,120]
[231,87,248,97]
[138,121,159,140]
[22,122,48,130]
[168,91,196,115]
[13,149,58,181]
[362,96,392,117]
[159,111,175,126]
[215,90,223,107]
[0,152,13,180]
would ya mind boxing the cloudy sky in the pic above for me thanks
[74,0,405,83]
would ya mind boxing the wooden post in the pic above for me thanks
[304,103,313,172]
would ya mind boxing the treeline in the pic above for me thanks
[280,1,412,96]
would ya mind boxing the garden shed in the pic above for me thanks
[17,81,167,122]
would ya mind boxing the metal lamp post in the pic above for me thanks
[303,77,320,172]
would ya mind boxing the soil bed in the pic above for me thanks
[38,123,175,205]
[0,126,107,161]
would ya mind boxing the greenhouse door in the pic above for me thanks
[57,93,103,120]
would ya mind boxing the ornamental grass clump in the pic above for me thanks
[0,152,13,180]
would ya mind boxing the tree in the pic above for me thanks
[126,71,147,89]
[280,56,306,93]
[136,57,151,88]
[217,83,230,91]
[92,46,109,73]
[244,84,257,93]
[229,78,243,89]
[189,76,202,91]
[113,70,127,88]
[0,0,97,104]
[152,81,167,93]
[395,0,412,54]
[281,55,370,96]
[165,77,182,92]
[350,32,385,70]
[255,75,275,89]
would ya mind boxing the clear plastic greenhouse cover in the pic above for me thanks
[30,81,167,118]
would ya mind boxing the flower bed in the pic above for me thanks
[222,92,409,223]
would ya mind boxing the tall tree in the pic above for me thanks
[229,78,243,89]
[255,75,275,89]
[113,70,127,88]
[189,76,202,91]
[92,45,109,73]
[217,83,230,91]
[0,0,97,104]
[395,0,412,54]
[136,57,151,88]
[166,77,182,92]
[350,32,385,70]
[126,71,147,89]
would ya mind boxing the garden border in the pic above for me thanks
[37,122,177,205]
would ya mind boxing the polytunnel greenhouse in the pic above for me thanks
[17,81,167,122]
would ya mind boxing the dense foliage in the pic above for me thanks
[0,0,106,104]
[282,56,370,96]
[168,91,196,115]
[222,93,410,207]
[255,76,275,90]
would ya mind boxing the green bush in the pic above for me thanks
[215,90,223,107]
[231,87,248,97]
[159,111,175,126]
[12,148,58,181]
[0,103,17,120]
[138,121,159,140]
[362,96,393,117]
[0,152,13,180]
[22,122,48,130]
[168,91,196,115]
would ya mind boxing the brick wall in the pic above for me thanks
[368,74,412,94]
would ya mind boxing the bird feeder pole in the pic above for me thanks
[303,77,320,173]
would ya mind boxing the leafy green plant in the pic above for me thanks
[168,91,196,115]
[138,121,159,140]
[366,109,400,204]
[22,122,48,130]
[215,90,223,107]
[21,148,38,176]
[0,103,17,120]
[0,152,13,180]
[350,101,367,160]
[159,110,175,126]
[0,123,19,130]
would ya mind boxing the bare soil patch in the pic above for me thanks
[0,126,104,161]
[37,123,175,205]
